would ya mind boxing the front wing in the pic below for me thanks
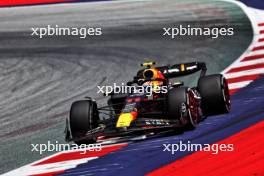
[66,118,182,143]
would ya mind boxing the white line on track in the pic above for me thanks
[230,58,264,68]
[245,49,264,57]
[2,158,97,176]
[228,80,252,89]
[224,68,264,79]
[259,26,264,31]
[253,42,264,48]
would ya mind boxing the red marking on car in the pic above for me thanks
[97,136,106,140]
[142,125,156,129]
[143,98,149,101]
[134,97,141,102]
[131,111,138,120]
[258,23,264,27]
[153,95,159,99]
[157,70,165,79]
[127,98,133,103]
[127,97,141,103]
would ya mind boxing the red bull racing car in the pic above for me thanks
[65,62,231,144]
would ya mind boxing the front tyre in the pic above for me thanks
[69,99,99,145]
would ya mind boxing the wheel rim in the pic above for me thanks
[222,78,231,112]
[188,90,200,125]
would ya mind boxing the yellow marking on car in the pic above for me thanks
[141,61,156,68]
[180,64,185,71]
[116,113,134,127]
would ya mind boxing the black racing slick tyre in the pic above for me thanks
[69,99,99,144]
[198,74,231,116]
[168,87,201,129]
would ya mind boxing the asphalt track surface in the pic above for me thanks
[0,0,253,174]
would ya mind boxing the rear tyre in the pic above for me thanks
[198,74,231,116]
[69,99,99,144]
[168,87,200,129]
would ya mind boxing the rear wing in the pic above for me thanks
[157,62,207,78]
[135,62,207,81]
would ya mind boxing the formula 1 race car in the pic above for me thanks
[65,61,231,144]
